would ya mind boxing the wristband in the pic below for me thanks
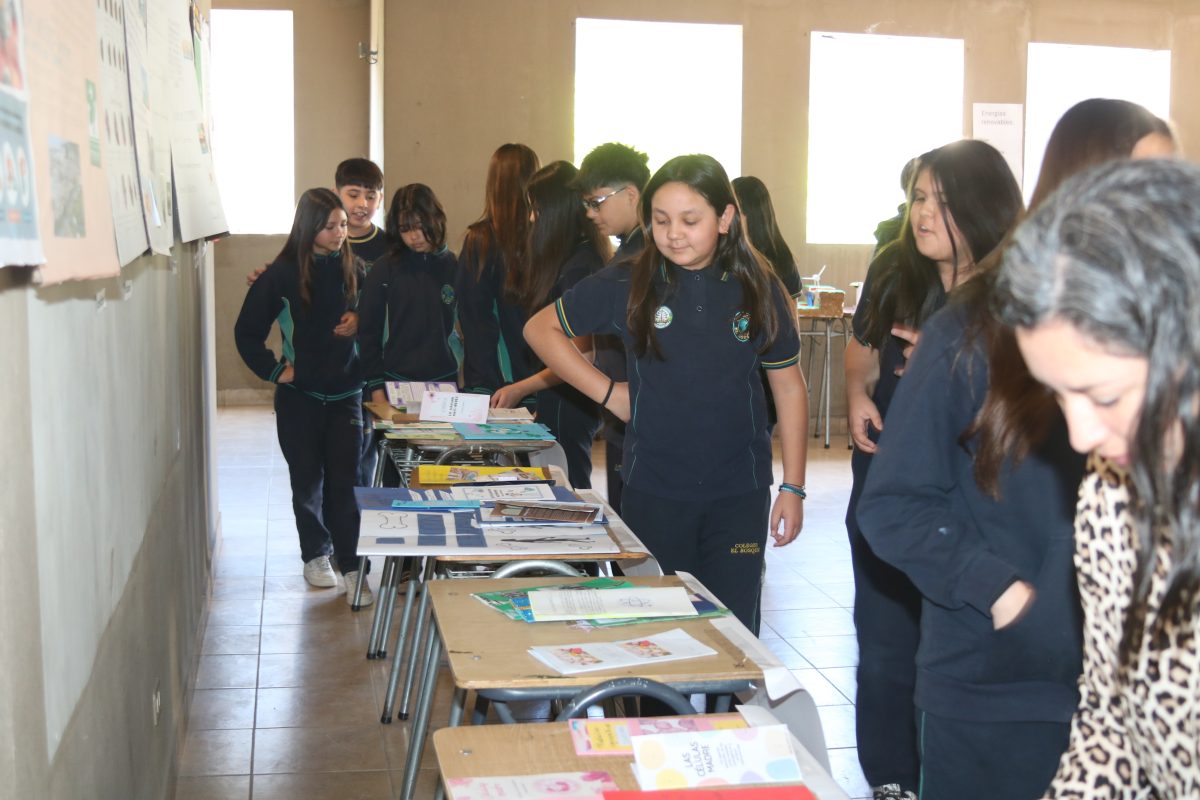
[779,482,806,500]
[600,378,616,408]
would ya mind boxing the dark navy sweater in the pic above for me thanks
[857,302,1085,723]
[357,246,459,389]
[234,251,364,400]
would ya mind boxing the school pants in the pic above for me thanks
[537,387,601,490]
[274,387,364,575]
[917,712,1068,800]
[620,484,769,633]
[847,448,922,792]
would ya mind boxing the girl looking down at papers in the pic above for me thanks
[524,154,809,634]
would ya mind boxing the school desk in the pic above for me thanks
[368,488,660,732]
[397,575,772,800]
[796,299,854,450]
[431,716,850,799]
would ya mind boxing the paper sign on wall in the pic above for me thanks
[972,103,1024,189]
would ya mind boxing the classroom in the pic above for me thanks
[3,1,1198,798]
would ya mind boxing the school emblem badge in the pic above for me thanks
[653,305,673,329]
[732,311,751,342]
[441,284,455,305]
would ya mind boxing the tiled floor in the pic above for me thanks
[175,406,870,799]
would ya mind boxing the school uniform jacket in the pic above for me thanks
[357,246,459,390]
[348,224,389,271]
[233,251,364,401]
[857,302,1085,725]
[556,260,800,501]
[455,243,526,395]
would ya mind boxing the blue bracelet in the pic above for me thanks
[779,483,807,499]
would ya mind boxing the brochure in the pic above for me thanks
[571,593,730,629]
[452,422,556,441]
[421,391,491,424]
[602,787,813,799]
[449,484,561,503]
[472,578,631,622]
[384,380,456,409]
[417,465,549,484]
[527,587,699,622]
[445,771,619,799]
[527,628,717,675]
[483,500,606,527]
[569,714,747,757]
[630,724,803,790]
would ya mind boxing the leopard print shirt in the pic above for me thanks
[1045,456,1199,799]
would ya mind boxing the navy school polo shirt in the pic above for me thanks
[556,261,800,500]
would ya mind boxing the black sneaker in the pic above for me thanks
[873,785,917,800]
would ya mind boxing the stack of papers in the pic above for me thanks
[384,381,456,410]
[527,588,698,622]
[629,724,805,792]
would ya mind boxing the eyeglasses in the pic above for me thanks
[581,186,627,212]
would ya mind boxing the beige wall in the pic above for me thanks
[216,0,1200,425]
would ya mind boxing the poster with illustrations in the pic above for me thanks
[123,0,173,255]
[94,0,147,266]
[169,0,224,242]
[24,0,121,282]
[0,0,45,267]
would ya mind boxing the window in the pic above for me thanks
[210,10,295,234]
[1024,42,1171,199]
[807,31,964,244]
[574,18,742,178]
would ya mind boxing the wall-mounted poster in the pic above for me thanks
[25,0,121,283]
[124,0,173,255]
[0,0,46,267]
[94,0,148,266]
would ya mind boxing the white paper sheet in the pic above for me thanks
[528,587,698,622]
[419,390,490,423]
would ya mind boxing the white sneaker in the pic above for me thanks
[343,569,374,608]
[302,555,338,588]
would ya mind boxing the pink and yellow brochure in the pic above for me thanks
[630,724,803,790]
[445,770,619,799]
[569,714,748,757]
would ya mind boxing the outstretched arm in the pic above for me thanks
[766,363,808,546]
[525,307,627,420]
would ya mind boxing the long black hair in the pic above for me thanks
[385,183,448,254]
[516,161,611,313]
[628,154,790,359]
[858,140,1022,348]
[732,175,799,289]
[278,187,357,310]
[995,158,1200,667]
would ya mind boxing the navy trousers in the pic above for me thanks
[621,484,769,633]
[917,712,1068,800]
[848,447,922,792]
[274,387,364,575]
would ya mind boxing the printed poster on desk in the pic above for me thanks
[446,771,619,800]
[630,724,803,790]
[0,0,44,268]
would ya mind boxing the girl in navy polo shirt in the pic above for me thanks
[358,182,460,401]
[525,154,809,632]
[234,188,371,606]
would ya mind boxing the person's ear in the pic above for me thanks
[717,204,735,234]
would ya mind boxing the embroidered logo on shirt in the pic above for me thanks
[732,311,751,342]
[653,305,673,329]
[441,284,455,305]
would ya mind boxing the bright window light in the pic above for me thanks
[210,10,295,234]
[575,18,742,178]
[807,31,964,245]
[1024,42,1170,200]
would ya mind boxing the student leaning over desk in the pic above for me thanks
[233,188,373,607]
[358,183,461,402]
[525,154,809,634]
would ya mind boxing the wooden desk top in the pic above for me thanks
[427,576,762,692]
[432,718,849,798]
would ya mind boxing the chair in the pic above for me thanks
[555,677,696,721]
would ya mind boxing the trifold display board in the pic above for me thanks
[21,0,226,283]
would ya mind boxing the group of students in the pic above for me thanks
[232,99,1200,800]
[845,98,1196,800]
[234,145,811,631]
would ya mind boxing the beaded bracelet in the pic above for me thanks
[779,483,807,500]
[600,378,616,408]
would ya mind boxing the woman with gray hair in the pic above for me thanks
[996,157,1200,798]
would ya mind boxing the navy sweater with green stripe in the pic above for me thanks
[234,251,364,400]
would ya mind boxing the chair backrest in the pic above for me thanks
[489,559,584,580]
[554,677,695,721]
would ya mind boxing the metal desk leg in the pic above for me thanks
[399,558,437,719]
[365,556,396,658]
[432,688,469,800]
[371,435,389,487]
[399,623,443,800]
[823,318,832,449]
[350,555,368,610]
[375,556,408,658]
[380,557,425,722]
